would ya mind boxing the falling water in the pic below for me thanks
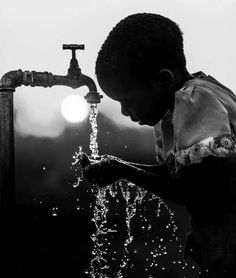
[89,104,99,159]
[86,104,117,277]
[72,104,192,277]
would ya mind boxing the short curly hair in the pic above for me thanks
[96,13,186,89]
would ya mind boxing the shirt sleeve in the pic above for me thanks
[173,83,231,150]
[173,82,236,169]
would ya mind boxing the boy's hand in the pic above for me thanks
[80,153,129,186]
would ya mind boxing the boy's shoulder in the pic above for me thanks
[175,71,236,105]
[172,71,236,149]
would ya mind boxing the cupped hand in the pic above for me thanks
[80,153,129,186]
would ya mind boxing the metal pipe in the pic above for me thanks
[0,69,96,90]
[0,69,102,102]
[0,89,15,216]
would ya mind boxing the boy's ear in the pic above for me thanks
[156,69,174,87]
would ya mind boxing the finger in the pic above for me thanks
[83,165,93,181]
[80,153,91,168]
[89,155,102,161]
[83,165,101,184]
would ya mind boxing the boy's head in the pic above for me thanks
[96,13,187,126]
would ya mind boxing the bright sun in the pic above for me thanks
[61,94,89,123]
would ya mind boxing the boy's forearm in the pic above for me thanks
[122,163,183,203]
[129,162,168,175]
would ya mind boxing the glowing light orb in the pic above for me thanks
[61,94,89,123]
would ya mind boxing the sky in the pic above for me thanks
[1,0,236,137]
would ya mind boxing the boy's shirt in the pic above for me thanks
[154,72,236,274]
[154,71,236,172]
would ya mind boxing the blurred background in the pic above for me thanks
[1,0,236,277]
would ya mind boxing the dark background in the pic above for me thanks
[14,112,199,277]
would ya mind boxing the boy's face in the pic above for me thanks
[101,80,173,126]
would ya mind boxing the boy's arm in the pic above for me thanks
[121,162,185,204]
[127,156,236,207]
[82,153,236,206]
[129,162,165,174]
[81,153,184,203]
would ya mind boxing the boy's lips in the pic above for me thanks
[130,116,139,122]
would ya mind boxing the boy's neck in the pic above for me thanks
[167,69,192,111]
[173,69,192,92]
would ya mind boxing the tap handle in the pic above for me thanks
[63,44,85,59]
[63,44,85,50]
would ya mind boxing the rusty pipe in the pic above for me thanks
[0,69,102,103]
[0,89,15,215]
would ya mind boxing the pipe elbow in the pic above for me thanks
[0,70,23,89]
[80,75,103,104]
[80,74,97,92]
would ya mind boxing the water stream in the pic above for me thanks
[72,104,192,277]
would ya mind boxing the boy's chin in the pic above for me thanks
[138,120,158,126]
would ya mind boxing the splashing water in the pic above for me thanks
[118,180,147,272]
[72,104,190,277]
[72,145,83,188]
[52,206,58,217]
[89,185,117,277]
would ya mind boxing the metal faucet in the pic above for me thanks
[0,44,103,217]
[0,44,103,103]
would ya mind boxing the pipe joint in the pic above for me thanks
[0,70,23,90]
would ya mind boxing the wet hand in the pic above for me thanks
[80,153,129,186]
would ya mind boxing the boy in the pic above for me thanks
[81,13,236,277]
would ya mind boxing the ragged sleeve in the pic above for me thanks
[172,82,236,169]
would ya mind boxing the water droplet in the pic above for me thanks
[52,207,58,217]
[73,177,83,188]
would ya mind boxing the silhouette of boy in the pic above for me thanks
[81,13,236,277]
